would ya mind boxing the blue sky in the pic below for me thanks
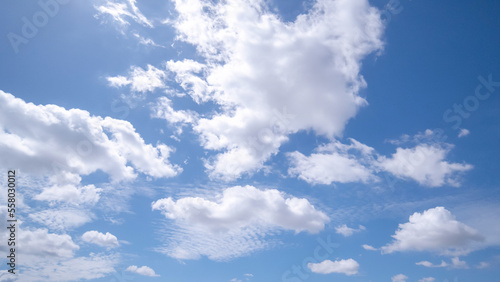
[1,0,500,281]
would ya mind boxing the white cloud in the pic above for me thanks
[476,262,490,269]
[418,278,435,282]
[152,185,328,234]
[152,185,329,260]
[362,244,378,251]
[126,265,159,277]
[287,131,471,187]
[307,259,359,276]
[244,273,254,277]
[94,0,153,28]
[0,90,180,187]
[377,144,472,187]
[107,64,167,93]
[450,256,468,269]
[38,184,100,205]
[381,207,484,255]
[391,274,408,282]
[164,59,210,103]
[34,182,102,206]
[417,257,470,269]
[107,75,131,88]
[82,231,119,248]
[16,228,79,258]
[155,0,385,180]
[29,208,93,231]
[0,223,118,281]
[335,224,365,237]
[416,260,448,268]
[151,96,199,135]
[133,33,164,47]
[458,128,470,138]
[20,253,118,281]
[288,139,377,185]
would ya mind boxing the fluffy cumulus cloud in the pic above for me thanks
[152,185,328,233]
[287,130,472,187]
[152,185,329,260]
[307,259,359,276]
[381,207,484,255]
[335,224,366,237]
[143,0,385,181]
[288,139,377,185]
[126,265,159,277]
[82,231,120,248]
[392,274,408,282]
[0,218,118,281]
[34,176,102,206]
[15,228,79,258]
[377,144,472,187]
[0,90,181,187]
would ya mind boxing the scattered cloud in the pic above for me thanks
[307,259,359,276]
[362,244,378,251]
[133,33,164,47]
[418,278,435,282]
[450,256,469,269]
[94,0,153,28]
[391,274,408,282]
[82,231,120,248]
[381,207,484,255]
[288,131,471,187]
[458,128,470,138]
[416,260,448,268]
[107,65,167,93]
[417,257,470,269]
[476,261,490,269]
[126,265,160,277]
[335,224,366,237]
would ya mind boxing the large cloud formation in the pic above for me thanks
[0,90,181,198]
[121,0,385,181]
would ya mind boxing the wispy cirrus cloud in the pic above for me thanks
[94,0,153,28]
